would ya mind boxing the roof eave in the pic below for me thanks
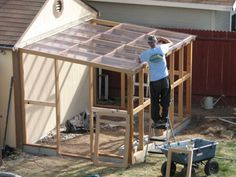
[87,0,234,11]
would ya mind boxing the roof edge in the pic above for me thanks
[87,0,234,11]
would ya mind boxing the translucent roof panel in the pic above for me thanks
[23,20,195,74]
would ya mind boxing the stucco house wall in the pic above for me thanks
[87,1,231,31]
[0,50,16,147]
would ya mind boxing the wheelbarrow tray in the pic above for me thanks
[159,138,218,165]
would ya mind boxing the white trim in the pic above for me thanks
[87,0,233,11]
[233,1,236,11]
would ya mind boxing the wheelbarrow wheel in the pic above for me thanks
[180,166,196,177]
[161,161,176,177]
[204,160,219,175]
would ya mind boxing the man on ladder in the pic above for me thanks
[138,35,173,129]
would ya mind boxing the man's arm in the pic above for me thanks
[157,36,173,46]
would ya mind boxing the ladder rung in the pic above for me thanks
[149,136,167,142]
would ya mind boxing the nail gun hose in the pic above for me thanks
[3,76,14,148]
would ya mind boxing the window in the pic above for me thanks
[231,14,236,31]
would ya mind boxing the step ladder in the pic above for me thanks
[144,117,176,162]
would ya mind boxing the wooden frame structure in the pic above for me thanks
[18,18,195,166]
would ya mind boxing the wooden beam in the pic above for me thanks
[89,66,94,155]
[138,69,144,150]
[99,119,127,127]
[90,18,120,27]
[169,53,175,127]
[92,106,128,116]
[54,59,61,154]
[94,114,100,163]
[12,50,24,148]
[93,68,97,106]
[127,74,134,164]
[19,50,27,144]
[186,42,193,115]
[24,100,55,107]
[133,99,150,115]
[178,48,184,121]
[172,73,191,89]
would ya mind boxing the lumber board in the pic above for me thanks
[127,74,134,164]
[133,99,150,115]
[19,50,27,144]
[169,53,175,127]
[218,118,236,125]
[205,116,236,119]
[89,66,94,155]
[186,43,193,114]
[138,68,144,150]
[178,48,184,121]
[24,100,55,107]
[90,18,119,27]
[54,59,61,153]
[92,107,128,116]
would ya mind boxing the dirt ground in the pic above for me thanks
[1,104,236,177]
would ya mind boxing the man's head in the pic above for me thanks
[147,35,157,48]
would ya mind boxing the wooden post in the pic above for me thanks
[127,74,134,164]
[165,148,193,177]
[121,73,126,109]
[54,59,61,153]
[94,114,100,163]
[19,50,27,144]
[178,48,184,121]
[93,68,97,106]
[138,69,144,150]
[89,66,94,155]
[186,42,193,115]
[169,53,175,127]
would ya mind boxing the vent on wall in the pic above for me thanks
[53,0,63,17]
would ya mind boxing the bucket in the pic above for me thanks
[202,97,214,109]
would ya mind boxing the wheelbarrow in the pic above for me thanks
[159,138,219,177]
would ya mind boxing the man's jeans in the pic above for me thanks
[150,76,170,123]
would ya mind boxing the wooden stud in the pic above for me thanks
[12,50,24,148]
[19,50,27,145]
[93,67,97,106]
[178,48,184,121]
[94,114,100,163]
[138,69,144,150]
[24,100,55,107]
[186,42,193,115]
[169,53,175,127]
[54,59,61,154]
[89,66,94,155]
[127,74,134,164]
[90,18,119,27]
[92,106,128,116]
[133,99,150,115]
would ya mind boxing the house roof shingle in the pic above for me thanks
[0,0,46,46]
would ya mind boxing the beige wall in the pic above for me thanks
[87,2,230,31]
[16,0,96,47]
[0,50,16,147]
[23,54,89,143]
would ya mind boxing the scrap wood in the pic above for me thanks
[218,118,236,126]
[205,116,236,119]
